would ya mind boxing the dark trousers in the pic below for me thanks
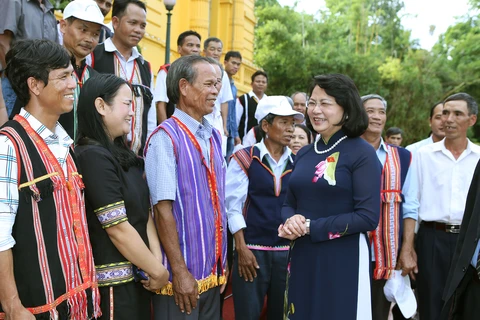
[232,249,288,320]
[152,287,220,320]
[220,229,234,315]
[447,265,480,320]
[417,224,459,320]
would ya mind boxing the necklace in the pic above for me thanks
[314,135,348,154]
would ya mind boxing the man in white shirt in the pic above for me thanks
[154,30,201,124]
[406,102,445,155]
[89,0,155,156]
[413,92,480,320]
[203,37,233,156]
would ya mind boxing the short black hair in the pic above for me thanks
[112,0,146,19]
[429,101,443,118]
[203,37,222,50]
[251,70,268,83]
[444,93,478,115]
[308,74,369,138]
[386,127,403,137]
[177,30,201,46]
[76,74,140,169]
[225,51,242,61]
[5,39,71,105]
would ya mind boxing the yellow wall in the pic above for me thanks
[138,0,258,95]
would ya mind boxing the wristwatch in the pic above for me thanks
[305,219,311,235]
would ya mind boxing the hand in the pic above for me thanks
[142,267,170,292]
[278,224,300,240]
[172,269,198,315]
[236,247,260,282]
[219,265,229,294]
[234,137,241,145]
[396,246,418,280]
[224,127,229,137]
[4,304,35,320]
[282,214,307,238]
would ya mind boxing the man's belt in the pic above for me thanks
[422,221,460,234]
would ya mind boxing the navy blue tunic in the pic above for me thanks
[282,130,381,319]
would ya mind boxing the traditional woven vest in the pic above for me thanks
[238,94,259,140]
[145,116,227,296]
[91,43,153,156]
[232,146,293,250]
[0,117,100,319]
[371,145,411,279]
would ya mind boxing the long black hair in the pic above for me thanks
[76,74,141,170]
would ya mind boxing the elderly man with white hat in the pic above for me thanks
[58,0,107,140]
[225,96,304,320]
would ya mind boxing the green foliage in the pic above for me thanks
[254,0,478,144]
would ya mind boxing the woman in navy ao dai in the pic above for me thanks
[279,74,381,320]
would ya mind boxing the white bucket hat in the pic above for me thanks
[254,96,305,123]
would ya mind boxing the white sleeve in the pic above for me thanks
[225,155,249,234]
[242,128,256,147]
[153,70,169,103]
[219,72,233,104]
[0,136,19,252]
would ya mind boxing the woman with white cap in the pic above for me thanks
[226,96,304,319]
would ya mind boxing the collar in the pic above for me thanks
[255,139,293,165]
[433,138,480,154]
[104,38,143,63]
[248,90,266,102]
[173,108,213,139]
[19,108,73,147]
[378,137,388,153]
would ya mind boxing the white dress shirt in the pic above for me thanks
[406,136,434,155]
[412,139,480,224]
[225,140,293,234]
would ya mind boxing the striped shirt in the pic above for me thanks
[0,108,72,251]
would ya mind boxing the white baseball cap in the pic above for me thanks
[383,270,417,318]
[63,0,107,27]
[254,96,305,123]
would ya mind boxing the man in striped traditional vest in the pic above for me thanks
[0,39,100,320]
[145,55,227,320]
[361,94,419,320]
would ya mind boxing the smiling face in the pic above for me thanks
[61,18,101,64]
[180,62,218,119]
[112,3,146,49]
[204,40,223,61]
[290,126,309,153]
[37,64,77,115]
[442,100,477,141]
[100,84,134,139]
[364,98,386,136]
[307,86,344,141]
[262,115,296,147]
